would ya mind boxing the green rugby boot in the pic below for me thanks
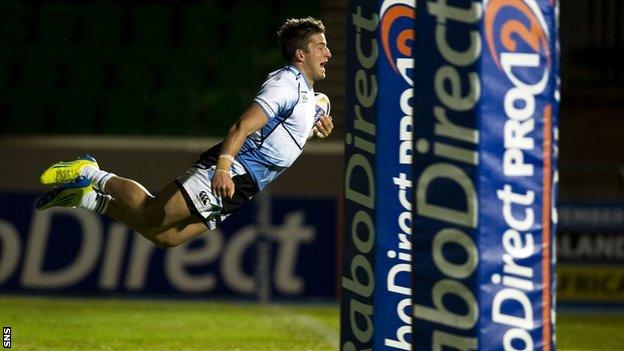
[39,154,98,185]
[35,176,92,210]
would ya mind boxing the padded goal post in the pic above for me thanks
[412,0,559,350]
[342,0,559,350]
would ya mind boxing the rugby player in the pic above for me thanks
[35,17,333,248]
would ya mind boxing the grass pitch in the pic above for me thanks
[1,296,623,350]
[0,296,338,350]
[556,310,624,351]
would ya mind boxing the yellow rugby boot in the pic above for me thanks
[35,176,92,210]
[39,154,98,185]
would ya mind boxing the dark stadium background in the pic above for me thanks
[1,0,621,199]
[0,0,623,349]
[0,0,344,136]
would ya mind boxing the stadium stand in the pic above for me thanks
[162,48,205,88]
[65,49,107,88]
[214,48,255,89]
[0,0,323,136]
[151,87,195,135]
[229,1,271,48]
[202,87,246,136]
[0,0,29,47]
[101,88,146,135]
[39,2,79,44]
[51,86,97,134]
[278,1,321,19]
[132,3,171,48]
[6,86,49,134]
[0,47,10,97]
[179,1,223,52]
[83,0,123,50]
[114,46,158,92]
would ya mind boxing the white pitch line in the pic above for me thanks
[273,306,339,349]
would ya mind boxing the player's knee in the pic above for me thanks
[138,202,166,229]
[152,233,181,249]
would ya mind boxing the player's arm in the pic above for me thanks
[212,103,268,199]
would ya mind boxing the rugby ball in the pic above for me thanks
[310,92,331,138]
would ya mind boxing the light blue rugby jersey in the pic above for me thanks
[236,65,318,190]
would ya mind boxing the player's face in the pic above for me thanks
[303,33,331,82]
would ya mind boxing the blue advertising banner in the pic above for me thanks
[413,0,558,350]
[412,0,482,349]
[375,0,415,350]
[0,192,337,298]
[342,0,379,349]
[480,0,558,349]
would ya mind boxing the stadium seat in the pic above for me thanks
[101,88,147,135]
[114,47,159,91]
[6,86,49,133]
[132,4,171,48]
[50,87,97,134]
[0,48,11,96]
[83,0,123,49]
[0,0,30,46]
[229,1,271,47]
[65,49,107,89]
[214,48,255,89]
[19,45,60,91]
[179,2,222,52]
[201,87,247,135]
[260,47,286,78]
[162,48,205,88]
[151,88,195,135]
[278,1,321,20]
[39,2,79,44]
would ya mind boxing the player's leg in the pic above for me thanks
[36,177,209,247]
[103,177,193,229]
[102,180,210,247]
[37,155,210,246]
[105,198,208,248]
[39,154,196,226]
[36,179,209,248]
[36,153,232,248]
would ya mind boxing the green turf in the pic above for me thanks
[1,296,623,350]
[556,311,624,351]
[0,296,338,350]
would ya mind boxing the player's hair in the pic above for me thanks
[277,17,325,62]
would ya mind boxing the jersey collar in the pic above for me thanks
[287,65,313,90]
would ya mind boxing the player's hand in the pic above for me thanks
[211,169,235,199]
[314,115,333,139]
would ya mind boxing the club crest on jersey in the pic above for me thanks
[301,91,309,103]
